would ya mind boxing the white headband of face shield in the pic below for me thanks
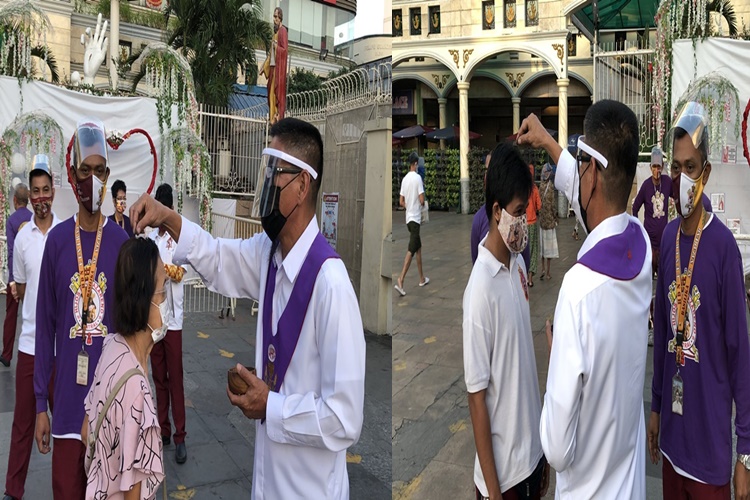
[262,148,318,179]
[577,137,609,169]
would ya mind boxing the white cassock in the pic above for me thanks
[173,216,366,499]
[540,149,651,499]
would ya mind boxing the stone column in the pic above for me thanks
[438,97,447,149]
[109,0,120,90]
[512,96,521,134]
[360,117,392,335]
[458,81,470,214]
[557,78,570,218]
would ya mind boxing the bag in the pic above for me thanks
[421,199,430,224]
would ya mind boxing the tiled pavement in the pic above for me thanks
[0,298,391,499]
[392,209,665,499]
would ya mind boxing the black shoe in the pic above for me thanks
[4,494,18,500]
[175,442,187,464]
[162,435,171,446]
[0,356,9,367]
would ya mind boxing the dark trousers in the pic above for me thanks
[2,292,19,361]
[4,352,54,499]
[150,329,187,444]
[663,458,730,500]
[52,438,86,500]
[475,457,546,500]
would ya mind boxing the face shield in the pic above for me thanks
[74,118,108,169]
[251,147,318,219]
[667,102,709,156]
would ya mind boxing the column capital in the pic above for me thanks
[457,81,471,92]
[511,97,521,104]
[556,78,570,88]
[437,97,448,105]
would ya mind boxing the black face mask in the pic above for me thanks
[577,161,595,233]
[260,175,300,241]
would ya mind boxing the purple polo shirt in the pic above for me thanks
[6,206,32,283]
[652,215,750,485]
[633,175,671,249]
[34,216,127,436]
[109,213,134,238]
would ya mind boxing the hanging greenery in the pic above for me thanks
[672,72,740,158]
[0,0,52,84]
[165,128,213,232]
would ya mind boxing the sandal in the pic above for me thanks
[528,280,534,288]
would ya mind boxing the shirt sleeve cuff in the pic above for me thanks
[265,390,285,443]
[36,397,48,414]
[650,395,661,414]
[173,216,198,266]
[554,149,575,195]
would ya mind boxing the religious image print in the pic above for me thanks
[667,279,700,365]
[652,189,666,219]
[69,263,108,345]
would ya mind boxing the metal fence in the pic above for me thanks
[594,40,658,155]
[198,105,269,198]
[182,212,263,319]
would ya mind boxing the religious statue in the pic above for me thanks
[80,13,109,86]
[261,7,288,124]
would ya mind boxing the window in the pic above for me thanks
[482,1,495,30]
[504,0,516,28]
[526,0,538,27]
[392,9,403,36]
[429,5,441,34]
[410,7,422,36]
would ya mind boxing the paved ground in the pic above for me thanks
[0,298,391,499]
[391,209,665,499]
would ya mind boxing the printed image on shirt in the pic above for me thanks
[667,278,700,365]
[518,266,529,301]
[651,191,665,219]
[69,266,109,345]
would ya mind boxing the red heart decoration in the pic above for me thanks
[743,98,750,168]
[65,128,158,194]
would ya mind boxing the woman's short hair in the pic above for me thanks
[114,237,160,336]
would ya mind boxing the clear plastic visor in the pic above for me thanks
[251,149,315,219]
[74,119,108,168]
[668,102,709,152]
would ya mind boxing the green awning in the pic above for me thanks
[572,0,659,38]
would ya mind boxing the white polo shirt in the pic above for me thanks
[13,213,61,356]
[400,171,424,225]
[463,237,544,495]
[149,229,185,331]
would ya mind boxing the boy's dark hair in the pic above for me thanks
[269,117,324,203]
[582,99,639,208]
[111,179,126,198]
[155,183,173,208]
[114,238,160,336]
[29,169,53,187]
[673,127,709,164]
[485,142,533,220]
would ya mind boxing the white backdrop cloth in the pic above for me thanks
[672,38,750,275]
[0,75,184,222]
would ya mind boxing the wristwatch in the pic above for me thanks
[739,454,750,470]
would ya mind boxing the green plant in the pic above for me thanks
[288,67,323,95]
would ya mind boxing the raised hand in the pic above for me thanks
[81,13,109,85]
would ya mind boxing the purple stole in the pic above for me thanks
[262,233,339,396]
[577,220,647,280]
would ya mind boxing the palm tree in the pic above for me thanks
[30,45,60,83]
[708,0,738,37]
[163,0,272,106]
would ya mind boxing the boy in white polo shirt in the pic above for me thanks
[463,142,548,500]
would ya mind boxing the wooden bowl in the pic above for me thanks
[227,366,255,395]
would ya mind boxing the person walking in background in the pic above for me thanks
[396,151,428,296]
[1,183,32,368]
[149,183,188,465]
[3,156,60,500]
[538,163,559,281]
[525,164,541,287]
[464,142,548,500]
[83,237,166,499]
[109,179,134,238]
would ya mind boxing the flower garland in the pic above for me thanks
[0,0,52,82]
[166,128,212,231]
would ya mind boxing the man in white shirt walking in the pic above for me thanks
[395,151,428,296]
[3,155,60,500]
[517,100,651,499]
[148,183,189,465]
[463,142,548,500]
[129,117,365,499]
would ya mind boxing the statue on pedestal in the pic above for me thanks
[261,7,288,124]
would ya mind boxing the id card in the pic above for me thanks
[672,372,683,416]
[76,350,89,386]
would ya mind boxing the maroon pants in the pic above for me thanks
[663,458,730,500]
[4,352,54,499]
[2,292,19,361]
[52,438,86,500]
[150,329,187,444]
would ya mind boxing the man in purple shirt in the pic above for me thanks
[633,146,671,278]
[33,118,128,499]
[649,102,750,499]
[1,184,32,367]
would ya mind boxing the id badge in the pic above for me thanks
[671,371,683,416]
[76,350,89,386]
